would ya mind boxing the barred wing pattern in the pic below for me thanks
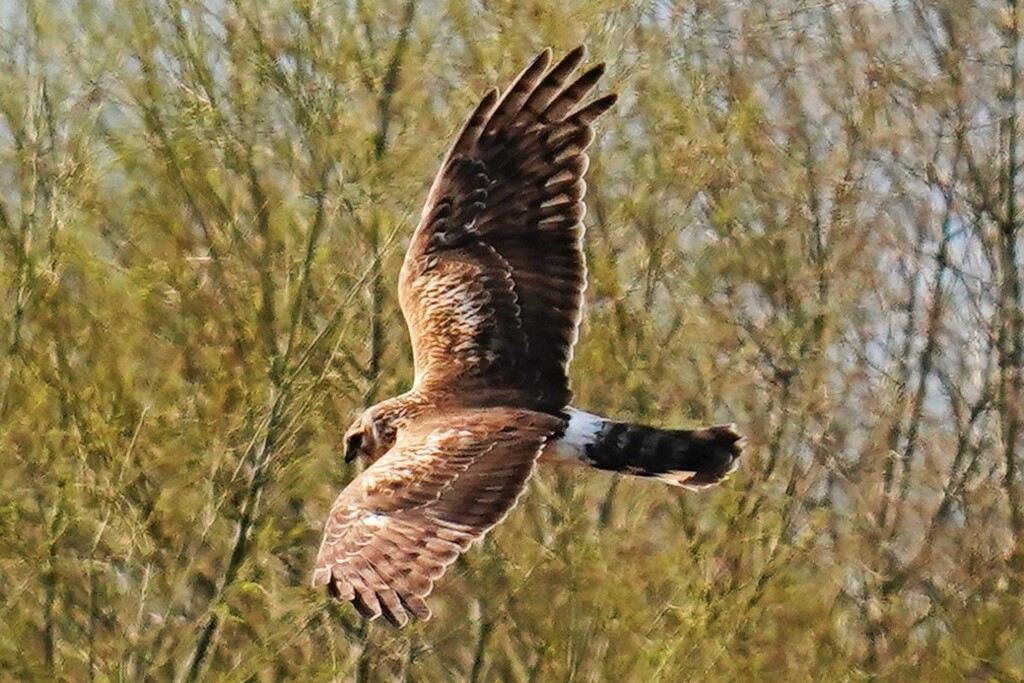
[399,47,616,412]
[312,409,561,626]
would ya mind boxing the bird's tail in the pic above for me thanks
[544,409,743,489]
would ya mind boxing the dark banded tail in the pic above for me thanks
[587,419,743,488]
[546,409,743,489]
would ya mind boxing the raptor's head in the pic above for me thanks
[343,404,401,464]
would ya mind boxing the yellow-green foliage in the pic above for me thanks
[1,1,1022,681]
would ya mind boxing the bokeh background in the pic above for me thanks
[2,1,1022,680]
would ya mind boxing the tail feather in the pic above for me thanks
[545,409,743,489]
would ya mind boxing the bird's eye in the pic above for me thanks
[344,433,364,462]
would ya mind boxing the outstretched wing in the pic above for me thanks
[312,408,561,626]
[399,47,616,413]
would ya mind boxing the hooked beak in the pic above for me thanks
[344,432,363,463]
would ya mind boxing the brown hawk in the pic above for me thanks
[312,47,743,626]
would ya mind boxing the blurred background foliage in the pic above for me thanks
[1,0,1022,680]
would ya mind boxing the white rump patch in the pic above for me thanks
[542,408,603,465]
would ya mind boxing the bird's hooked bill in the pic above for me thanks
[344,432,363,463]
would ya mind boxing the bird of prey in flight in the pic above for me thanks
[313,46,743,626]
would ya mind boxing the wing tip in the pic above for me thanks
[576,92,618,124]
[583,61,606,81]
[320,580,434,629]
[562,44,586,65]
[311,566,331,588]
[519,47,554,88]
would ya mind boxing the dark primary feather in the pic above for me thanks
[311,409,562,626]
[399,46,617,413]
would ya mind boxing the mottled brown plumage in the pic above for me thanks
[315,408,560,625]
[401,46,612,411]
[313,47,743,627]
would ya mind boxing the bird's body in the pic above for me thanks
[313,47,743,626]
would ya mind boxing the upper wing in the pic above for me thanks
[399,47,616,413]
[311,408,561,626]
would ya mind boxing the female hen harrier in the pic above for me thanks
[313,47,743,626]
